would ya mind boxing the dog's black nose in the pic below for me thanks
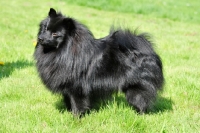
[38,37,43,43]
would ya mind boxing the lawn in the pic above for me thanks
[0,0,199,132]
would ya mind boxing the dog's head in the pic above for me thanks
[37,8,75,48]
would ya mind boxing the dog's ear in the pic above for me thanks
[63,18,76,33]
[49,8,57,17]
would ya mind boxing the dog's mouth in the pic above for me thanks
[42,44,58,53]
[40,42,59,49]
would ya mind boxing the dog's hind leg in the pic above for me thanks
[124,55,163,113]
[123,83,157,114]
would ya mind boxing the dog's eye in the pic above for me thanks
[52,33,58,37]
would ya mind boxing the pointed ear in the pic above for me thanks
[49,8,57,17]
[63,18,76,32]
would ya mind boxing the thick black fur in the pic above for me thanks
[34,8,164,116]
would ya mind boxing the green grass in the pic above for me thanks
[0,0,200,132]
[63,0,200,24]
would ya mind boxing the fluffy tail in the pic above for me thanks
[110,28,156,54]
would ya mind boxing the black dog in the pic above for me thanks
[34,8,164,116]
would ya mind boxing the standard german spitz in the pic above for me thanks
[34,8,164,116]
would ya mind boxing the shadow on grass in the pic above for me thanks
[0,60,33,80]
[55,98,66,113]
[54,93,173,115]
[148,96,173,114]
